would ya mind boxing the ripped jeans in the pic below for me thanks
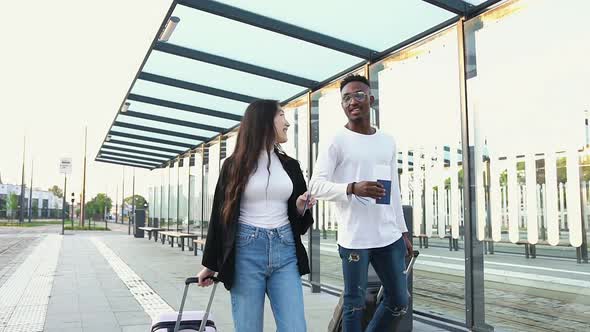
[338,238,408,332]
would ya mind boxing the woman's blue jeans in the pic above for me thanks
[231,223,306,332]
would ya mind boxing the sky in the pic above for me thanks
[0,0,173,202]
[0,0,456,205]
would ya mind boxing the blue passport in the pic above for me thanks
[376,179,391,205]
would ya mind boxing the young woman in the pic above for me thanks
[196,99,316,331]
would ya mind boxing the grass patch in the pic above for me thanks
[0,220,65,227]
[0,219,110,231]
[64,225,110,231]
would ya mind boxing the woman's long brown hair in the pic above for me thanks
[220,100,284,225]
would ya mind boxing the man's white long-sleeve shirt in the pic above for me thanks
[309,127,407,249]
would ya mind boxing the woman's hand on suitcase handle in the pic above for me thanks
[197,267,216,287]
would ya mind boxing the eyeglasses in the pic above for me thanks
[342,91,368,106]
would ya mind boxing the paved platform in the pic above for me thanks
[0,223,449,331]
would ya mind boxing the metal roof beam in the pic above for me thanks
[109,130,200,148]
[97,155,160,166]
[96,158,155,169]
[98,151,165,164]
[127,93,243,121]
[107,139,187,154]
[102,144,176,159]
[422,0,474,15]
[154,42,318,88]
[121,110,227,133]
[112,121,207,142]
[179,0,377,60]
[138,72,260,103]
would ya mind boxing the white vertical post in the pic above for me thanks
[538,184,546,240]
[413,149,423,236]
[489,158,502,242]
[545,152,560,246]
[525,154,539,245]
[401,148,410,205]
[475,144,486,241]
[559,182,566,231]
[450,145,460,239]
[584,181,589,240]
[424,150,434,238]
[437,146,446,238]
[566,150,583,247]
[507,156,520,243]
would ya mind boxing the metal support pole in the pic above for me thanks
[457,18,492,332]
[28,160,33,223]
[62,175,67,235]
[187,155,192,233]
[579,184,589,263]
[176,159,180,232]
[81,127,88,227]
[71,193,74,229]
[19,137,26,224]
[122,168,126,228]
[115,185,119,223]
[307,91,321,293]
[105,202,107,231]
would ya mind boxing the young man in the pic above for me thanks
[309,74,413,332]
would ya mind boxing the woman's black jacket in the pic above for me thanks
[201,152,314,290]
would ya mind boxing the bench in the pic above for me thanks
[193,239,206,256]
[413,234,429,249]
[515,240,538,259]
[159,231,200,251]
[445,235,460,251]
[138,227,165,241]
[531,240,585,263]
[482,239,495,255]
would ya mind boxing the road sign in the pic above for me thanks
[59,158,72,175]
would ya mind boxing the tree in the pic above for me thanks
[125,195,146,209]
[444,168,464,189]
[48,185,63,198]
[85,193,112,220]
[7,193,18,219]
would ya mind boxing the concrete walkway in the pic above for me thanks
[0,223,449,331]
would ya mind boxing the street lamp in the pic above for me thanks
[159,16,180,42]
[120,102,130,113]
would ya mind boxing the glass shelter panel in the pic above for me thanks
[465,0,590,330]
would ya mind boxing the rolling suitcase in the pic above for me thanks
[150,276,219,332]
[327,250,419,332]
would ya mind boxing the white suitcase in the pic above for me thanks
[150,276,219,332]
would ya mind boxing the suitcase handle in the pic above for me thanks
[185,276,220,285]
[404,250,419,275]
[175,276,219,332]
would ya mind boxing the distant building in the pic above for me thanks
[0,184,62,218]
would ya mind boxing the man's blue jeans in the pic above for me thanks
[231,223,306,332]
[338,237,408,332]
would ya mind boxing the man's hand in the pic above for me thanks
[403,233,413,257]
[350,181,386,199]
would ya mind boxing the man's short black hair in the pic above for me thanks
[340,74,370,91]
